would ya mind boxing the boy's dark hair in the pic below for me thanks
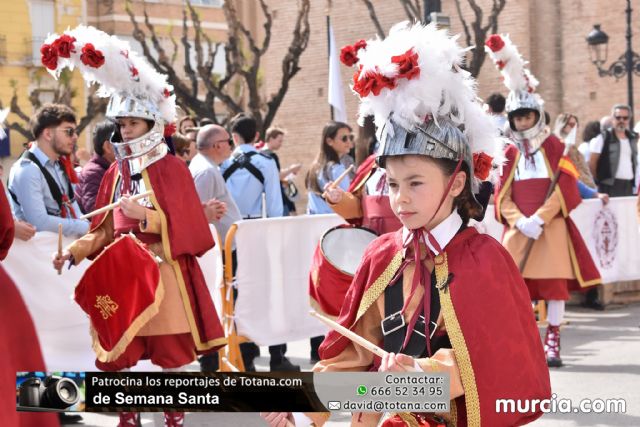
[230,113,257,144]
[486,93,506,114]
[199,117,215,126]
[92,121,116,156]
[30,104,76,139]
[582,120,601,142]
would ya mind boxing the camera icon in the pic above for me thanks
[18,376,80,410]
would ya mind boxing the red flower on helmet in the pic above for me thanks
[163,88,171,98]
[164,123,176,138]
[340,45,358,67]
[41,44,58,70]
[485,34,505,52]
[52,34,76,58]
[391,48,420,81]
[340,40,368,67]
[354,39,367,52]
[353,67,396,97]
[473,152,493,180]
[80,43,105,68]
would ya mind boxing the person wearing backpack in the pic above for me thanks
[220,113,299,373]
[8,104,89,237]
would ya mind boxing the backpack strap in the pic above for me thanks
[222,151,265,184]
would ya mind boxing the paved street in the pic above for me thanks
[74,303,639,427]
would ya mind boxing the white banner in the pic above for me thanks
[2,226,223,371]
[4,199,639,365]
[233,214,345,346]
[479,197,640,284]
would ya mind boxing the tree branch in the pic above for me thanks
[398,0,420,21]
[360,0,385,39]
[453,0,473,48]
[263,0,310,133]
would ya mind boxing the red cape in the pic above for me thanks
[88,154,225,353]
[0,187,59,427]
[343,154,377,228]
[348,154,377,193]
[494,136,601,287]
[320,228,551,426]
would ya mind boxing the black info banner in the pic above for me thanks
[85,372,326,412]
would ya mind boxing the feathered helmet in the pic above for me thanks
[485,33,545,141]
[340,22,502,202]
[40,25,176,161]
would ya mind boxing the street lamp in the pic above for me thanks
[586,0,640,126]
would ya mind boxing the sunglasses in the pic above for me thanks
[614,116,630,121]
[340,135,355,143]
[57,127,78,137]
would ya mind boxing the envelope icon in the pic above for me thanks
[328,401,341,410]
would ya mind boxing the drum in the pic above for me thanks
[74,235,162,362]
[309,225,377,317]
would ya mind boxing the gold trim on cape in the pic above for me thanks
[84,235,166,363]
[356,251,403,320]
[540,147,569,218]
[142,171,227,351]
[435,252,481,427]
[567,235,602,288]
[495,149,520,224]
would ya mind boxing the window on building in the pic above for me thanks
[0,35,7,63]
[187,0,223,7]
[29,0,55,64]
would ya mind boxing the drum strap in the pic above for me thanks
[382,270,440,357]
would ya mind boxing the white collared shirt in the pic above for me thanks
[401,210,463,257]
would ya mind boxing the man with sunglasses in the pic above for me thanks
[589,104,638,196]
[8,104,89,236]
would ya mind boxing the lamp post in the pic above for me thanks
[586,0,640,126]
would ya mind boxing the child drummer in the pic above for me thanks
[48,25,225,427]
[264,21,550,427]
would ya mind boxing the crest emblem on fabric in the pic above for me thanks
[95,295,119,319]
[592,207,618,269]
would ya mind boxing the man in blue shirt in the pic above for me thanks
[220,113,298,372]
[220,113,283,218]
[8,104,89,237]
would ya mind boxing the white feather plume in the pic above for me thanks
[349,21,503,176]
[42,25,176,123]
[484,33,539,94]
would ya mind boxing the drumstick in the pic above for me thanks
[328,164,354,190]
[310,311,387,358]
[221,357,240,372]
[79,190,154,220]
[57,224,63,275]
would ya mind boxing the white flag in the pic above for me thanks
[328,22,347,123]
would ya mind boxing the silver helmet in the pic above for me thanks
[506,89,546,141]
[376,115,472,172]
[376,115,481,212]
[106,92,168,173]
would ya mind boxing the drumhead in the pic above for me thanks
[320,226,377,275]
